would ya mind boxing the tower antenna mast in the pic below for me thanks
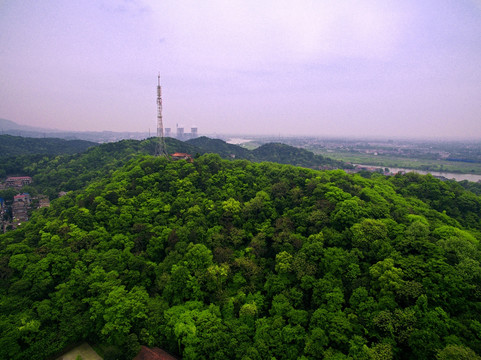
[156,73,169,157]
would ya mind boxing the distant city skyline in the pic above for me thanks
[1,1,481,139]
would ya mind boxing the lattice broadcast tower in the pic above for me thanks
[156,73,169,157]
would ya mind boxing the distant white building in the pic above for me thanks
[167,125,199,140]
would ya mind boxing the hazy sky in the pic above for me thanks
[1,1,481,138]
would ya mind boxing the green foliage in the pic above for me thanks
[187,136,254,160]
[252,142,348,168]
[436,344,481,360]
[0,134,97,158]
[1,136,347,202]
[1,153,481,359]
[187,137,350,169]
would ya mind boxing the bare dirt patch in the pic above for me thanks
[56,342,102,360]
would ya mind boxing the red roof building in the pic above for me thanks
[171,153,193,162]
[134,346,178,360]
[14,193,31,204]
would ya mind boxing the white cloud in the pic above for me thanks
[149,0,411,72]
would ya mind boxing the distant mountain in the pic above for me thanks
[0,118,22,130]
[0,134,99,157]
[186,136,253,160]
[0,118,56,132]
[0,118,149,142]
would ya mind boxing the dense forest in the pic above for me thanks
[1,151,481,359]
[0,137,199,199]
[0,135,98,157]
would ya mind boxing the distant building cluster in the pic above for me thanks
[165,126,198,140]
[0,198,6,231]
[4,176,32,189]
[12,193,30,224]
[38,196,51,208]
[0,176,53,233]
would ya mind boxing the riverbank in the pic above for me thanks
[316,151,481,176]
[354,164,481,182]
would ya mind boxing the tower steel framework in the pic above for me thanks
[156,74,169,157]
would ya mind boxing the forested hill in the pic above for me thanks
[1,136,348,198]
[1,154,481,359]
[187,137,348,169]
[0,134,98,157]
[0,133,348,172]
[252,142,346,169]
[187,136,254,160]
[0,137,201,198]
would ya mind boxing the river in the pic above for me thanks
[355,165,481,183]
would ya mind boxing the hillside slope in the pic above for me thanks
[0,118,25,130]
[253,142,348,168]
[0,134,98,157]
[187,136,254,160]
[40,137,201,196]
[1,154,480,359]
[187,137,349,169]
[1,136,349,198]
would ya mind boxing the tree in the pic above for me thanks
[436,344,481,360]
[99,285,149,346]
